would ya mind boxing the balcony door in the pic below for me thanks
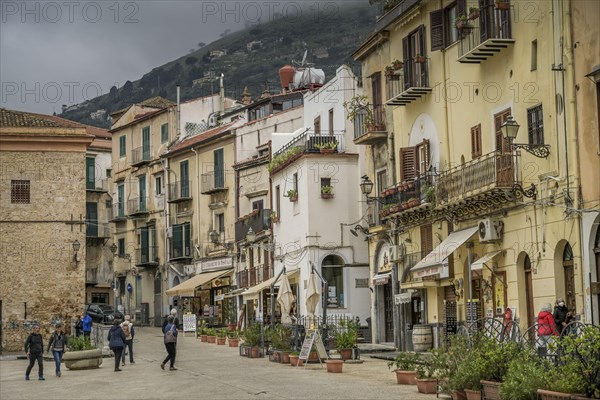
[86,157,95,190]
[117,184,125,217]
[371,73,384,126]
[479,0,511,42]
[180,161,189,198]
[138,175,147,212]
[142,126,151,160]
[403,25,427,89]
[494,110,514,186]
[563,243,576,314]
[214,149,224,189]
[86,202,98,237]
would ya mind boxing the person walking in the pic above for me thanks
[75,315,83,337]
[82,311,92,342]
[107,320,126,372]
[553,298,573,335]
[24,324,44,381]
[160,315,178,371]
[537,303,558,357]
[162,308,179,331]
[47,323,68,377]
[120,315,135,366]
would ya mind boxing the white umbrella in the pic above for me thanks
[306,272,320,317]
[276,273,294,324]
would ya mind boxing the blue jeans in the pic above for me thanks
[121,339,133,363]
[52,351,64,374]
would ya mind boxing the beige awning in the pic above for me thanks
[411,227,479,276]
[373,272,391,286]
[165,269,232,296]
[471,250,504,271]
[242,269,299,300]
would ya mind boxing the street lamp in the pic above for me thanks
[360,175,385,204]
[500,115,550,158]
[246,227,256,243]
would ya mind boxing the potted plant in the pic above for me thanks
[62,336,103,370]
[422,184,436,206]
[206,327,217,344]
[270,211,280,224]
[286,189,298,202]
[495,0,510,10]
[343,95,371,122]
[392,59,403,70]
[198,320,208,342]
[289,351,303,367]
[414,54,427,63]
[216,328,227,345]
[267,324,294,363]
[408,197,420,208]
[325,359,344,373]
[388,352,420,385]
[499,348,552,400]
[469,7,480,19]
[385,65,395,77]
[315,141,337,153]
[335,319,358,360]
[227,329,240,347]
[321,185,334,199]
[415,356,438,394]
[241,322,262,358]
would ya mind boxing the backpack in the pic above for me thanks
[122,323,130,338]
[165,324,175,343]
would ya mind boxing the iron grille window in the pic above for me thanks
[527,104,544,145]
[11,180,30,203]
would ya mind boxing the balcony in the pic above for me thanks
[237,265,271,289]
[86,178,108,192]
[137,246,159,266]
[131,146,152,167]
[457,4,514,64]
[235,208,271,243]
[237,270,248,288]
[168,181,192,203]
[110,202,127,222]
[170,241,192,261]
[201,171,227,194]
[274,132,346,158]
[352,105,387,145]
[436,151,518,205]
[127,197,149,216]
[86,221,111,239]
[386,58,431,106]
[378,176,431,220]
[86,268,98,286]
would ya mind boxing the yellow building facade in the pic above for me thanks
[354,0,588,348]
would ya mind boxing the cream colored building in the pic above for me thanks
[353,0,586,348]
[0,108,93,351]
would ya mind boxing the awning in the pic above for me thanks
[400,280,441,289]
[411,227,479,277]
[165,269,232,296]
[242,269,299,300]
[223,288,248,299]
[471,250,503,271]
[373,272,391,286]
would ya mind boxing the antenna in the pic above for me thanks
[301,50,307,66]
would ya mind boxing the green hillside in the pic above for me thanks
[60,3,377,128]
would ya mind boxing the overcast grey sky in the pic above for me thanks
[1,0,356,115]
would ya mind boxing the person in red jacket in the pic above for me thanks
[537,303,558,357]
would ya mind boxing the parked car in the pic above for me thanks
[85,303,124,324]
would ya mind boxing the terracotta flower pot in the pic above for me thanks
[325,359,344,373]
[207,335,216,343]
[464,388,482,400]
[216,337,226,345]
[228,338,239,347]
[480,380,500,400]
[395,370,417,385]
[495,2,510,11]
[339,348,353,360]
[416,378,437,394]
[451,390,468,400]
[200,335,208,342]
[289,355,304,366]
[537,389,573,400]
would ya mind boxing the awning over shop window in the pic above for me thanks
[165,269,232,297]
[223,288,248,299]
[372,272,391,286]
[242,269,299,300]
[411,227,479,277]
[471,250,504,271]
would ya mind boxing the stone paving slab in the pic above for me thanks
[1,327,447,400]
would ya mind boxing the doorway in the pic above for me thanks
[524,255,534,327]
[383,282,394,342]
[154,273,162,327]
[563,243,576,313]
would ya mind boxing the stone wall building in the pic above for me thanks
[0,108,93,352]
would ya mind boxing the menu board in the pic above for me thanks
[182,313,197,336]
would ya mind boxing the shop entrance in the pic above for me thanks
[383,282,394,342]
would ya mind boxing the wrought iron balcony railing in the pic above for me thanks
[353,105,387,145]
[127,197,148,216]
[86,178,109,192]
[201,171,226,194]
[168,181,192,202]
[137,246,158,266]
[110,202,127,221]
[235,208,271,243]
[386,58,431,106]
[131,146,152,166]
[273,131,346,159]
[86,221,111,238]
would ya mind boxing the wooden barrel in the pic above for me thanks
[412,324,433,352]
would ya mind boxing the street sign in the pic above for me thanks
[127,283,132,293]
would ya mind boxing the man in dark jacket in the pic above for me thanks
[24,325,44,381]
[553,297,572,335]
[162,308,179,331]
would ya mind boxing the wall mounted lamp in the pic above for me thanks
[501,115,550,158]
[349,225,369,237]
[209,230,234,250]
[246,227,256,243]
[360,175,386,204]
[72,239,81,265]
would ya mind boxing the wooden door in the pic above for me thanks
[563,244,576,313]
[494,109,514,186]
[383,283,394,342]
[524,255,535,327]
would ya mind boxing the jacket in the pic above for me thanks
[107,326,126,350]
[162,315,179,331]
[537,311,558,336]
[82,314,93,332]
[163,323,178,344]
[47,332,68,352]
[120,321,134,340]
[553,305,570,326]
[24,333,44,354]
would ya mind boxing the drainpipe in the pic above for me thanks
[191,147,201,256]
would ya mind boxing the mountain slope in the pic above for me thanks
[60,4,376,128]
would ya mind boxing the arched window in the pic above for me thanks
[322,255,345,308]
[563,243,576,313]
[172,276,180,288]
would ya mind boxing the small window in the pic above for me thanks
[217,213,225,233]
[293,173,298,193]
[11,180,30,204]
[118,238,125,257]
[275,185,281,219]
[252,200,263,210]
[119,136,126,158]
[314,116,321,135]
[328,109,334,135]
[161,123,169,144]
[471,124,482,158]
[527,104,544,145]
[155,175,163,196]
[531,40,538,71]
[106,168,112,178]
[105,199,112,209]
[321,177,331,188]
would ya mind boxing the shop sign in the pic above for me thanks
[355,278,369,288]
[214,294,225,301]
[200,257,233,272]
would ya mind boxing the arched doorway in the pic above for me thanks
[523,255,534,327]
[563,243,576,313]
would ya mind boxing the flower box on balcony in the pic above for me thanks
[366,123,385,132]
[414,55,427,64]
[495,0,509,10]
[469,7,480,19]
[321,193,334,199]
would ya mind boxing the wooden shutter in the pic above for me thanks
[471,124,482,158]
[420,224,433,259]
[494,110,511,153]
[400,146,417,181]
[430,9,445,51]
[418,25,426,58]
[402,36,410,90]
[457,0,467,17]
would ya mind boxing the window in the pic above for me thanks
[106,168,112,178]
[217,214,225,233]
[252,200,263,210]
[106,199,112,209]
[214,149,224,188]
[138,175,147,212]
[86,157,95,190]
[531,40,538,71]
[321,177,331,188]
[91,293,109,304]
[293,173,298,193]
[172,222,191,259]
[11,180,30,203]
[420,224,433,259]
[180,161,189,197]
[328,109,334,135]
[117,183,125,217]
[139,226,156,264]
[142,126,151,160]
[119,135,126,158]
[399,139,430,181]
[161,123,169,143]
[371,73,384,125]
[527,104,544,145]
[155,175,163,196]
[403,26,428,88]
[471,124,482,158]
[118,238,125,257]
[430,0,465,51]
[314,116,321,135]
[86,202,98,237]
[322,255,345,308]
[494,109,512,153]
[275,185,281,219]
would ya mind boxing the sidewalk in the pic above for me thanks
[1,327,446,400]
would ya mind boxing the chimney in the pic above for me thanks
[219,73,225,114]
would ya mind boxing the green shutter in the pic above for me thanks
[184,223,191,257]
[138,176,146,212]
[161,123,169,143]
[140,227,149,263]
[86,157,95,190]
[142,127,150,160]
[173,224,183,258]
[214,149,224,188]
[119,136,126,157]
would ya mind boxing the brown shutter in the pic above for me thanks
[400,146,417,181]
[402,36,410,90]
[420,224,433,259]
[457,0,467,17]
[430,9,445,51]
[471,124,482,158]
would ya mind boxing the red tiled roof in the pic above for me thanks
[165,121,237,155]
